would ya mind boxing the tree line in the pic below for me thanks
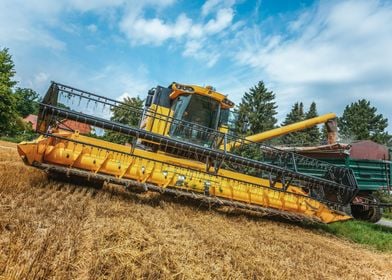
[0,48,39,140]
[0,47,390,146]
[235,81,390,146]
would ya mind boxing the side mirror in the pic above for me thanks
[145,88,155,107]
[145,95,153,107]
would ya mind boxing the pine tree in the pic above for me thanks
[303,102,321,145]
[230,81,277,163]
[281,102,307,145]
[236,81,277,135]
[338,99,390,144]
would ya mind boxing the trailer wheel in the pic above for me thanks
[367,206,382,223]
[351,194,382,223]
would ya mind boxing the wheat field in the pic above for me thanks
[0,141,391,280]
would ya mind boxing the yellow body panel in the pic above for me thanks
[18,131,350,223]
[219,125,229,134]
[142,104,173,136]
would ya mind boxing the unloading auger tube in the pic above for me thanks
[223,113,338,150]
[18,81,359,223]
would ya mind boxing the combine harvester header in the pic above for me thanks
[18,81,360,223]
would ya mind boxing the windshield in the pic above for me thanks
[169,94,220,147]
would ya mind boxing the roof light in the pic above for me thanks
[175,83,194,93]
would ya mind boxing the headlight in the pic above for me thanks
[176,175,186,186]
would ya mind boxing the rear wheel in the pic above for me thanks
[351,194,382,223]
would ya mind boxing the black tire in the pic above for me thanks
[367,197,382,223]
[351,194,382,223]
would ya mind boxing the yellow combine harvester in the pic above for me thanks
[18,82,359,223]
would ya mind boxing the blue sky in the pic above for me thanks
[1,0,391,130]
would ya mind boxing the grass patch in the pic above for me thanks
[0,133,37,143]
[383,210,392,220]
[318,220,392,252]
[377,191,392,220]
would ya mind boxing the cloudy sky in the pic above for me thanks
[1,0,391,129]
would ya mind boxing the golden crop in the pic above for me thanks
[0,141,391,279]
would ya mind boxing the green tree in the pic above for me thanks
[281,102,307,145]
[236,81,277,135]
[14,87,40,117]
[0,89,18,135]
[338,99,390,144]
[0,48,17,88]
[0,48,18,136]
[230,82,278,163]
[303,102,321,145]
[104,96,143,144]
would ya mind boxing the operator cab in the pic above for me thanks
[141,82,235,148]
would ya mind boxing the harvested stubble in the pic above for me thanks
[0,141,391,280]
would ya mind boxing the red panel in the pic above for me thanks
[59,120,92,134]
[350,140,389,160]
[23,114,38,130]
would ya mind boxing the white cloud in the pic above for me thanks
[202,0,221,16]
[116,2,236,66]
[0,0,129,51]
[204,8,234,33]
[33,72,50,87]
[119,0,188,45]
[236,1,392,83]
[201,0,236,16]
[231,0,392,125]
[68,0,125,12]
[87,24,98,33]
[87,64,151,99]
[182,40,220,67]
[0,0,236,70]
[0,1,66,50]
[120,7,233,46]
[121,13,192,45]
[119,2,235,49]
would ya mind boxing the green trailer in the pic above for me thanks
[297,157,391,192]
[288,141,391,223]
